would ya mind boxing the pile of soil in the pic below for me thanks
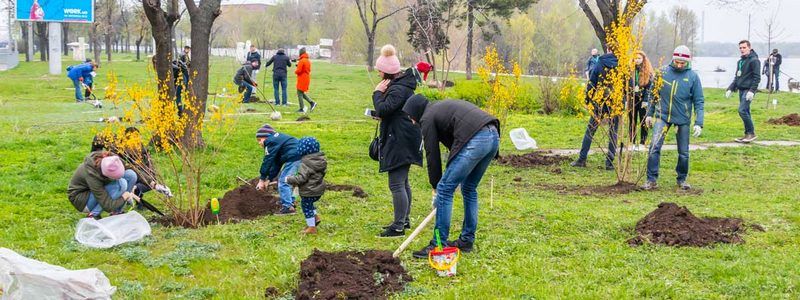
[153,179,281,228]
[628,202,747,247]
[296,249,411,300]
[497,152,571,167]
[326,183,368,198]
[767,113,800,126]
[296,115,311,122]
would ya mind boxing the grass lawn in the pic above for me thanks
[0,54,798,299]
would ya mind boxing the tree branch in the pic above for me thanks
[375,5,409,23]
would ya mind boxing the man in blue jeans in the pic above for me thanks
[402,95,500,258]
[255,124,301,214]
[66,62,97,102]
[725,40,760,143]
[264,49,292,106]
[643,45,705,191]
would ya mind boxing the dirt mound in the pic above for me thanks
[296,115,311,122]
[326,183,368,198]
[628,202,746,247]
[296,249,411,300]
[152,179,281,228]
[767,113,800,126]
[496,152,571,167]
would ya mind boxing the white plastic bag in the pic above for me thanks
[509,128,538,150]
[0,248,116,299]
[75,211,151,249]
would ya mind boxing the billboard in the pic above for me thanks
[15,0,94,23]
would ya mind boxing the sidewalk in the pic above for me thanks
[543,140,800,156]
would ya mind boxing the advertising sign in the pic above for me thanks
[15,0,94,23]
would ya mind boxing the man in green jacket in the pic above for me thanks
[725,40,761,143]
[68,152,140,219]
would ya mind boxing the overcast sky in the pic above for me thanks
[645,0,798,43]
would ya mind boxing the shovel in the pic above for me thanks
[393,208,437,258]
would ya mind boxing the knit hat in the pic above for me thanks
[255,124,275,138]
[100,156,124,180]
[672,45,692,62]
[299,47,307,56]
[375,45,402,75]
[297,137,320,156]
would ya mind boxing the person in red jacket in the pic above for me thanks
[294,48,317,113]
[415,61,432,82]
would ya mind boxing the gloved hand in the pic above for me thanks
[645,116,654,128]
[745,91,754,101]
[256,180,267,190]
[431,190,438,208]
[154,184,174,197]
[725,90,732,99]
[122,191,140,205]
[693,125,702,137]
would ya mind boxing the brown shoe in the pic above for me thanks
[734,135,748,143]
[303,226,317,234]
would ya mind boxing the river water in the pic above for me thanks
[692,56,800,92]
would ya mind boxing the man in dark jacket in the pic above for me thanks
[725,40,761,143]
[173,46,191,115]
[765,48,782,92]
[402,95,500,258]
[585,48,599,80]
[571,50,620,170]
[643,45,705,191]
[255,124,301,215]
[234,61,259,103]
[246,44,261,81]
[264,49,292,106]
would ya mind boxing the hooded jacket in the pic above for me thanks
[68,152,127,212]
[588,53,619,88]
[295,53,311,92]
[234,65,256,86]
[403,96,500,189]
[285,152,327,197]
[67,63,93,81]
[728,50,761,93]
[260,132,301,181]
[264,50,292,78]
[647,63,705,127]
[372,68,423,172]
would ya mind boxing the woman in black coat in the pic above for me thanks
[372,44,423,237]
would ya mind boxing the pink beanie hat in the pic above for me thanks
[375,45,402,75]
[100,156,125,180]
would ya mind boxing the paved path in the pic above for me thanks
[541,140,800,156]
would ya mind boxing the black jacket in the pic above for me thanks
[260,132,301,181]
[728,50,761,93]
[234,65,255,86]
[285,152,327,197]
[403,96,500,189]
[264,50,292,78]
[246,51,262,70]
[372,69,423,172]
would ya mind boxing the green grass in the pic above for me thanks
[0,54,798,299]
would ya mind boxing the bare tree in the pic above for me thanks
[353,0,409,71]
[578,0,647,50]
[142,0,180,91]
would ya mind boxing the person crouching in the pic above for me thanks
[68,152,140,219]
[285,137,327,234]
[255,124,302,214]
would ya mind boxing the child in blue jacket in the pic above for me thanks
[255,124,301,214]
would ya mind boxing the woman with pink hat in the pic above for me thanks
[371,44,423,237]
[68,151,140,219]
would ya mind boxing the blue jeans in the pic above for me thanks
[86,170,138,216]
[273,75,288,105]
[175,77,188,115]
[72,79,84,101]
[241,82,254,103]
[738,89,755,134]
[431,126,499,245]
[278,160,302,208]
[578,115,620,167]
[646,119,690,183]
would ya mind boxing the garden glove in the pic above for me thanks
[154,184,173,198]
[693,125,702,137]
[745,91,754,101]
[725,90,732,99]
[122,191,140,205]
[645,116,654,128]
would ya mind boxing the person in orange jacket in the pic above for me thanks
[294,48,317,112]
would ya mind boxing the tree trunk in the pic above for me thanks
[62,23,69,56]
[136,37,143,61]
[366,34,375,72]
[105,33,112,61]
[143,0,180,96]
[91,24,101,65]
[36,23,48,61]
[465,1,474,80]
[20,23,30,62]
